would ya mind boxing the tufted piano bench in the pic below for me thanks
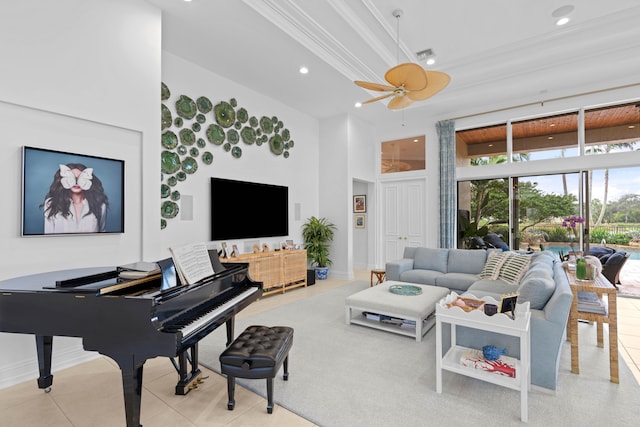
[219,325,293,414]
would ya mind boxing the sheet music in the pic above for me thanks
[169,242,215,285]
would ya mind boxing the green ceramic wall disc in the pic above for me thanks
[269,134,284,155]
[161,82,170,101]
[260,116,274,133]
[161,150,181,174]
[196,96,213,113]
[161,201,179,218]
[227,129,239,144]
[176,95,197,119]
[179,128,196,145]
[240,126,256,144]
[231,146,242,158]
[161,104,172,130]
[161,184,170,198]
[206,124,225,145]
[214,101,235,128]
[162,130,178,149]
[182,156,198,174]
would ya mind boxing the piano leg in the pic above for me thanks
[226,317,235,346]
[35,335,54,391]
[174,344,203,395]
[112,355,145,427]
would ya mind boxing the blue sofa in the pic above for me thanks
[386,248,573,390]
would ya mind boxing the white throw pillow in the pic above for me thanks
[479,252,511,280]
[498,253,532,285]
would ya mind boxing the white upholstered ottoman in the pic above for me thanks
[345,281,449,341]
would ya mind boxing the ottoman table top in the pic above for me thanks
[345,281,449,319]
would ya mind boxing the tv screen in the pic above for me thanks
[211,178,288,240]
[22,146,125,236]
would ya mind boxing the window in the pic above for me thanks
[456,123,506,165]
[381,135,425,174]
[512,112,579,161]
[585,102,640,155]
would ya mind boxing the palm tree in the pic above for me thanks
[586,142,637,225]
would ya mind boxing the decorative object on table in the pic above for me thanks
[219,242,229,259]
[484,303,498,316]
[575,257,588,280]
[460,349,516,378]
[354,214,365,229]
[446,296,485,312]
[389,284,423,296]
[253,244,260,254]
[302,216,336,280]
[353,194,366,213]
[562,215,585,259]
[482,345,508,361]
[230,244,240,258]
[499,292,519,319]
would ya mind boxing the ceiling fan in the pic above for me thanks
[354,9,450,110]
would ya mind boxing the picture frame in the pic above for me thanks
[354,214,365,229]
[499,292,519,319]
[21,146,125,236]
[353,195,366,213]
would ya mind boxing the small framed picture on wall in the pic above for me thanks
[354,214,365,229]
[353,195,366,213]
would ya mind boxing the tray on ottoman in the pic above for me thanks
[345,281,449,341]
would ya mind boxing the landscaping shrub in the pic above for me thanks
[545,226,568,242]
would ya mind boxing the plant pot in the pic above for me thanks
[315,267,329,280]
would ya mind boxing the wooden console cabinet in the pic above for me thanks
[226,249,307,296]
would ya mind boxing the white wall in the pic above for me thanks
[0,0,161,389]
[160,52,320,254]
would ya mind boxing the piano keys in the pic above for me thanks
[0,259,262,427]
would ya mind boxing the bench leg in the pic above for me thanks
[266,377,274,414]
[226,376,235,410]
[283,355,289,380]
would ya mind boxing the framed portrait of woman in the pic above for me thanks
[21,146,125,236]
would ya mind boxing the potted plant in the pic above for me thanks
[302,216,336,280]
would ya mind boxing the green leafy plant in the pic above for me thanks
[302,216,336,268]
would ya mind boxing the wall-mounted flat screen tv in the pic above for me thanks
[211,178,288,241]
[22,146,125,236]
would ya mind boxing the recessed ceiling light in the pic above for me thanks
[488,144,494,147]
[355,102,362,108]
[629,125,636,129]
[556,17,570,26]
[426,58,436,66]
[299,66,309,74]
[548,136,554,140]
[552,5,574,26]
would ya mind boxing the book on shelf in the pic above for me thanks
[459,348,516,378]
[169,242,216,285]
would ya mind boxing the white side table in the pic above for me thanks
[435,293,531,422]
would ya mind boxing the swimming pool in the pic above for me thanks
[543,244,640,260]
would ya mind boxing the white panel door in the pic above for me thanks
[382,179,425,262]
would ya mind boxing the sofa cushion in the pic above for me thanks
[518,268,555,310]
[413,247,449,273]
[468,278,515,296]
[498,253,532,285]
[479,251,511,280]
[447,249,487,274]
[399,269,444,286]
[435,273,478,291]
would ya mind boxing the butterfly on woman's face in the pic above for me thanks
[59,164,94,190]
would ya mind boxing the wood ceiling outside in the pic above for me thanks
[457,102,640,145]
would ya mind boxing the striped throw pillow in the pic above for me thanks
[498,253,532,285]
[479,252,511,280]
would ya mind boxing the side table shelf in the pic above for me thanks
[435,292,531,422]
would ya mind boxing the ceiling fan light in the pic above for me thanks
[426,58,436,65]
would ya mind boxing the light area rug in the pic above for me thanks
[199,281,640,427]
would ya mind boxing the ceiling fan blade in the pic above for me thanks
[362,93,394,104]
[408,71,451,101]
[385,63,427,91]
[354,80,396,92]
[387,95,414,110]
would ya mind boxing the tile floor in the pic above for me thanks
[0,269,638,426]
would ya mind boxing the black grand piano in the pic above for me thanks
[0,255,262,427]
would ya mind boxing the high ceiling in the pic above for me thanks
[147,0,640,127]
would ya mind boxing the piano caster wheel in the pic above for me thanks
[227,401,235,411]
[44,387,52,393]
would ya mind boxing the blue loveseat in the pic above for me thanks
[386,248,573,390]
